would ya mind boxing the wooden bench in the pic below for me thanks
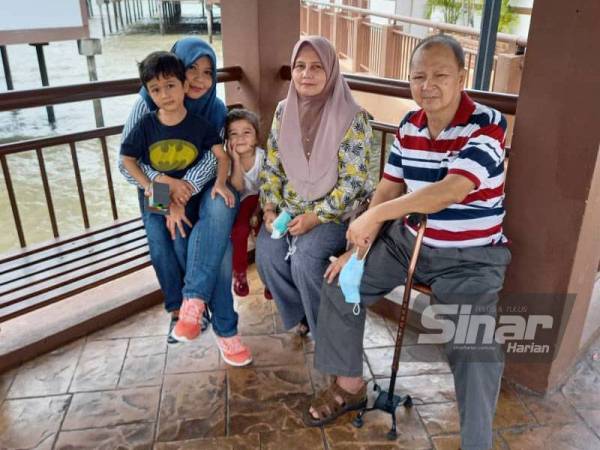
[0,218,150,323]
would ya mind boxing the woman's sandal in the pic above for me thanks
[303,381,367,427]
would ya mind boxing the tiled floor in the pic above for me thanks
[1,267,600,449]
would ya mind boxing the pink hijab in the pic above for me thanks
[279,36,361,201]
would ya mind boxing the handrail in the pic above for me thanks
[0,126,124,156]
[0,66,243,112]
[302,0,528,47]
[279,66,518,115]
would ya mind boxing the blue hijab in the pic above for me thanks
[139,37,228,132]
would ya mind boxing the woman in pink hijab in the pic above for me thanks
[256,36,373,336]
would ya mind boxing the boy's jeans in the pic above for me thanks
[138,181,239,336]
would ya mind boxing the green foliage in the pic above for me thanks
[425,0,518,33]
[498,0,517,33]
[425,0,463,24]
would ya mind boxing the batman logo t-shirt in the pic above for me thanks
[120,111,222,179]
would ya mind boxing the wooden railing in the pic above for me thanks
[2,65,517,250]
[300,0,525,93]
[0,68,516,321]
[0,66,243,249]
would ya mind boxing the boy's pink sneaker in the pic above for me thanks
[216,335,253,367]
[171,299,205,342]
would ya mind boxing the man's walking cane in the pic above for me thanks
[352,213,427,440]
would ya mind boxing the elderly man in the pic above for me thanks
[306,34,511,450]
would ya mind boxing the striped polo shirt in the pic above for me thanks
[383,92,508,248]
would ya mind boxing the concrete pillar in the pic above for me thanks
[78,39,105,128]
[221,0,300,143]
[502,0,600,393]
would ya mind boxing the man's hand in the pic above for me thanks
[346,208,383,251]
[324,249,353,284]
[166,203,192,240]
[263,210,277,234]
[288,212,319,236]
[211,182,236,208]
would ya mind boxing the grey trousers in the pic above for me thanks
[255,221,347,333]
[314,220,511,450]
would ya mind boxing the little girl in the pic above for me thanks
[227,109,272,299]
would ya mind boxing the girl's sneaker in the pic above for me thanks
[233,271,250,297]
[216,335,253,367]
[171,299,205,342]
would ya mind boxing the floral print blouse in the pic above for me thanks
[260,101,373,223]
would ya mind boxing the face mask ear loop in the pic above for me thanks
[285,236,298,261]
[350,244,371,316]
[355,243,372,262]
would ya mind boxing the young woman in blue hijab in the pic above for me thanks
[119,37,252,366]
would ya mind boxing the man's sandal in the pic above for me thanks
[295,316,310,337]
[303,381,367,427]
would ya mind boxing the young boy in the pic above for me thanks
[120,51,233,213]
[120,52,252,365]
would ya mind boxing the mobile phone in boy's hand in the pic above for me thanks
[146,181,170,215]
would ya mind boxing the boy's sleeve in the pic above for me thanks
[119,122,146,159]
[119,99,161,187]
[182,151,217,195]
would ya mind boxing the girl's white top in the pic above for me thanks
[241,147,265,201]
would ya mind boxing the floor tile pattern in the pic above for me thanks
[2,267,600,449]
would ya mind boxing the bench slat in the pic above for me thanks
[0,255,152,322]
[0,246,151,308]
[0,219,144,273]
[0,229,148,286]
[0,239,149,295]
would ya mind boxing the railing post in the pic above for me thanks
[331,9,338,49]
[30,43,55,125]
[492,53,524,94]
[351,16,362,72]
[317,7,323,36]
[379,22,394,77]
[300,4,306,34]
[78,39,105,128]
[384,24,403,79]
[305,4,310,35]
[0,46,14,91]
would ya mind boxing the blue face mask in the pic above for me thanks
[339,247,371,316]
[271,210,293,239]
